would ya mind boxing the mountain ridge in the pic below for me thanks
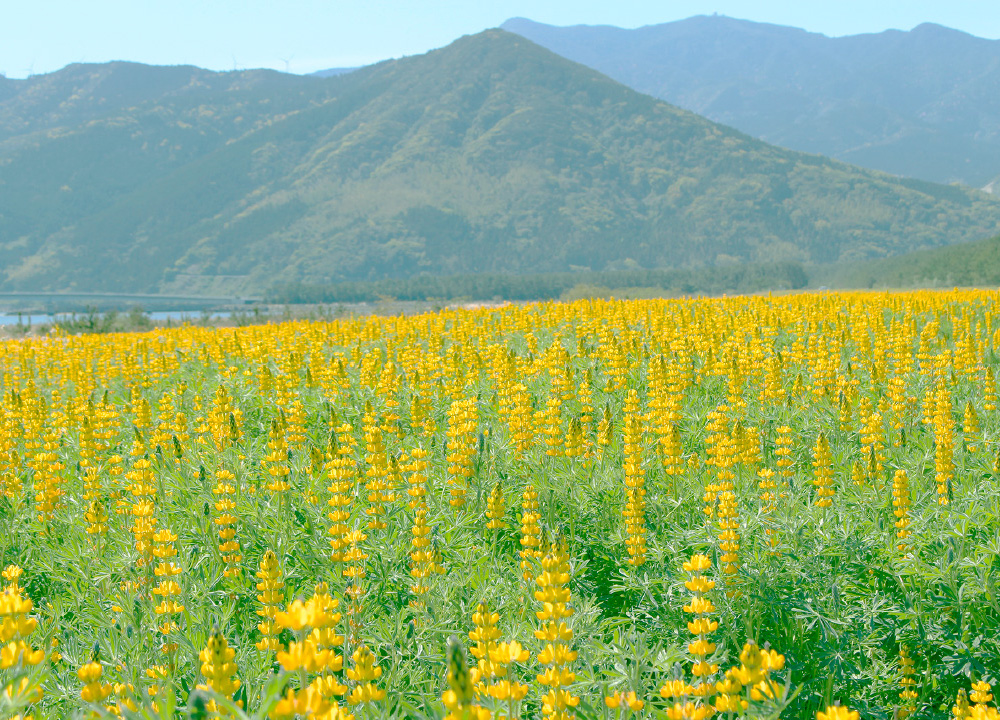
[0,61,324,140]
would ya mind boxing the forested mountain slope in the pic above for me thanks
[1,30,999,294]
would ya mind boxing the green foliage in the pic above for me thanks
[266,261,809,303]
[52,306,154,335]
[820,235,1000,289]
[1,33,999,295]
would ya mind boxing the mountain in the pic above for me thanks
[1,30,1000,295]
[502,16,1000,188]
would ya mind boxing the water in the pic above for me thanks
[0,314,49,326]
[0,310,233,326]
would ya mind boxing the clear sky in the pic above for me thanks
[2,0,998,79]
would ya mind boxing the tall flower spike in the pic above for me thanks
[534,542,579,720]
[343,527,369,642]
[443,636,490,720]
[850,461,865,488]
[774,425,794,484]
[343,527,368,597]
[891,469,912,552]
[469,602,502,696]
[985,367,998,413]
[622,409,646,567]
[79,660,112,705]
[361,425,390,530]
[812,432,834,508]
[255,550,284,653]
[127,458,157,566]
[486,483,507,530]
[954,688,972,719]
[197,626,242,713]
[32,426,67,525]
[0,582,46,676]
[542,396,563,458]
[897,644,917,719]
[596,406,613,454]
[309,582,347,700]
[963,401,980,453]
[673,553,718,706]
[519,485,542,581]
[346,645,386,706]
[149,527,184,677]
[733,640,785,703]
[445,398,478,507]
[660,423,684,481]
[507,384,535,457]
[563,417,584,459]
[326,422,356,564]
[406,446,429,509]
[212,469,242,578]
[971,680,993,708]
[757,467,778,549]
[262,417,290,494]
[487,640,530,717]
[1,564,23,591]
[84,497,109,539]
[932,379,954,505]
[270,587,351,720]
[707,410,741,594]
[409,502,438,605]
[605,690,644,715]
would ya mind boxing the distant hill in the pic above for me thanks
[1,30,1000,295]
[502,16,1000,188]
[819,234,1000,289]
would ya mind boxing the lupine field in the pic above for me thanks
[3,292,1000,719]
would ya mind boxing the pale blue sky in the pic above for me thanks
[2,0,998,78]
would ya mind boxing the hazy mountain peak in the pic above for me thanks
[503,16,1000,187]
[908,21,970,36]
